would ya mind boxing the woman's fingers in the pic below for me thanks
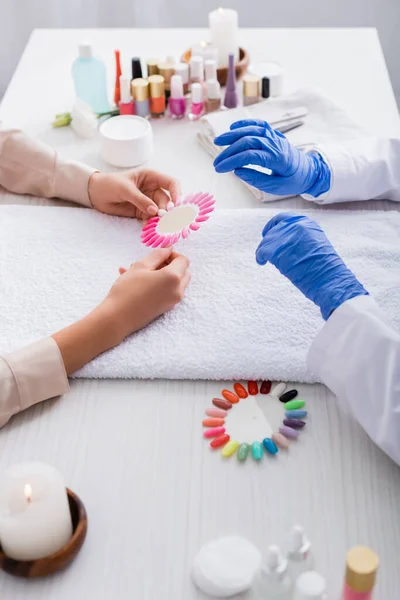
[164,253,190,279]
[137,247,174,270]
[120,181,159,216]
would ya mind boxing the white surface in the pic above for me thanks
[1,206,400,383]
[0,28,400,600]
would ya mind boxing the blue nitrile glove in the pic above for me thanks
[256,213,369,320]
[214,119,331,198]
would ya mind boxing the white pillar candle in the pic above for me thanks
[209,7,239,68]
[0,462,73,561]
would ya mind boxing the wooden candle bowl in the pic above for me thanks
[0,488,87,578]
[181,47,249,86]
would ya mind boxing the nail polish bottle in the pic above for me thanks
[286,526,314,582]
[175,62,190,94]
[131,78,150,118]
[262,76,270,99]
[157,62,175,98]
[342,547,379,600]
[223,52,238,109]
[119,75,134,115]
[114,49,122,105]
[146,59,160,77]
[188,82,204,121]
[166,55,176,64]
[293,571,328,600]
[148,74,166,118]
[205,59,217,82]
[190,55,204,84]
[252,546,292,600]
[243,74,261,106]
[131,57,142,81]
[205,79,221,113]
[169,75,186,119]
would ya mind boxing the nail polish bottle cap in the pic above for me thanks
[190,55,204,81]
[131,78,149,101]
[345,546,379,594]
[175,62,189,84]
[146,59,160,76]
[243,74,260,98]
[171,75,184,99]
[262,76,270,98]
[288,525,311,558]
[120,75,132,103]
[157,62,175,85]
[206,79,220,100]
[205,59,217,81]
[191,82,204,104]
[293,571,327,600]
[78,42,93,59]
[148,74,165,98]
[263,545,288,579]
[131,57,143,80]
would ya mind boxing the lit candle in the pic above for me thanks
[192,40,218,63]
[209,7,239,68]
[0,462,73,560]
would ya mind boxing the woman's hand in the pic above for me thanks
[88,169,181,219]
[52,247,190,374]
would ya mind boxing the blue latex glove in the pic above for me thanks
[214,119,331,198]
[256,213,369,320]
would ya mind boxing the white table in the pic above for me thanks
[0,28,399,599]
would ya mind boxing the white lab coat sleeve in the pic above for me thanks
[302,137,400,204]
[307,295,400,465]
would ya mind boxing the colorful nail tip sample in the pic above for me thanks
[271,382,287,397]
[272,432,290,449]
[284,399,305,411]
[279,389,298,403]
[260,380,272,394]
[251,441,263,460]
[141,191,215,247]
[212,398,232,410]
[203,418,225,427]
[234,383,248,398]
[203,426,226,438]
[222,389,239,404]
[222,440,239,457]
[279,426,299,440]
[237,443,250,461]
[210,434,230,448]
[206,407,228,418]
[248,381,258,395]
[263,438,278,455]
[283,418,305,429]
[285,409,307,419]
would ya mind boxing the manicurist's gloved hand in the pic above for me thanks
[214,119,331,197]
[256,213,369,319]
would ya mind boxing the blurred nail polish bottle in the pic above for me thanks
[175,62,190,94]
[157,62,175,98]
[190,55,204,84]
[223,53,238,109]
[342,547,379,600]
[243,74,260,106]
[131,56,143,81]
[119,75,134,115]
[205,79,221,113]
[188,82,204,121]
[262,76,271,99]
[114,49,122,105]
[146,58,160,76]
[169,75,186,119]
[205,59,217,82]
[131,78,150,118]
[148,75,166,118]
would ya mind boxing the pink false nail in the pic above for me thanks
[196,215,209,223]
[182,227,190,239]
[203,426,226,438]
[146,217,159,225]
[161,236,172,247]
[189,222,200,231]
[142,230,158,241]
[151,236,163,247]
[166,201,174,211]
[170,233,180,244]
[206,407,228,418]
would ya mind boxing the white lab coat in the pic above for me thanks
[304,137,400,464]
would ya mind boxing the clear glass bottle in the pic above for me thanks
[252,546,292,600]
[72,43,110,114]
[286,526,315,583]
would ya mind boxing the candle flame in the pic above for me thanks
[24,484,32,503]
[217,7,224,13]
[200,40,207,48]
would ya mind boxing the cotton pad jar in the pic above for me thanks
[99,115,153,167]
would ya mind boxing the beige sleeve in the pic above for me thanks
[0,128,96,207]
[0,338,69,428]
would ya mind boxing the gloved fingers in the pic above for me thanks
[255,235,277,266]
[214,136,276,172]
[233,167,287,193]
[214,125,268,147]
[258,212,300,238]
[215,148,277,173]
[230,119,274,131]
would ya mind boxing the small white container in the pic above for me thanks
[99,115,153,168]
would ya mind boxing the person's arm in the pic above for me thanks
[0,248,190,428]
[213,119,400,204]
[0,128,94,206]
[307,295,400,464]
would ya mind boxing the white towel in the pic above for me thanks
[0,205,399,383]
[198,88,365,202]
